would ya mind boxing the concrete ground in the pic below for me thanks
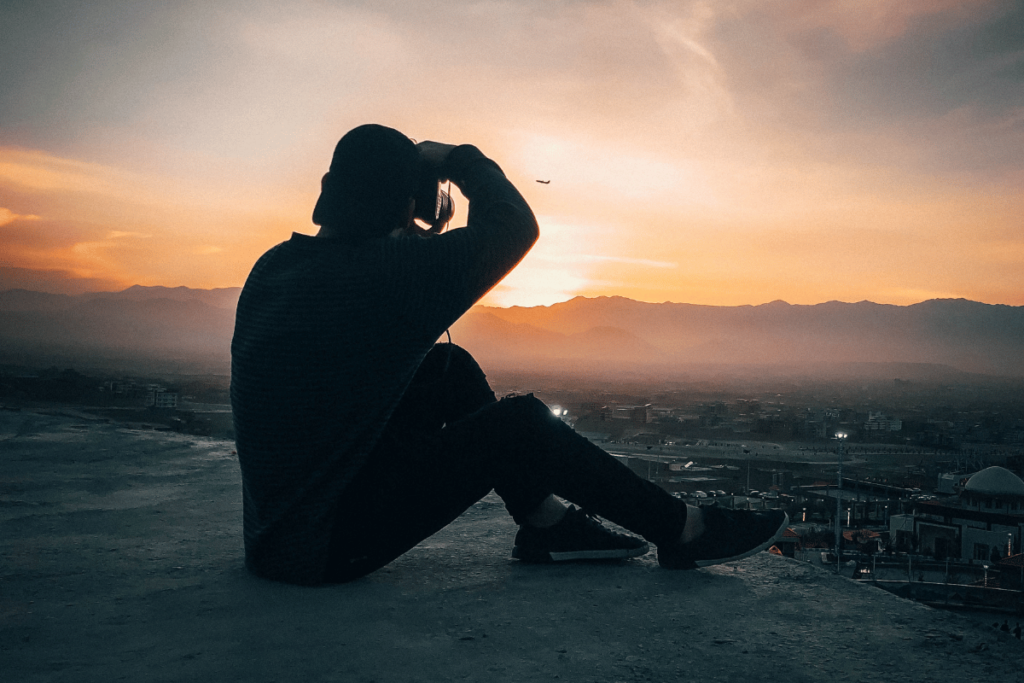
[2,407,1022,683]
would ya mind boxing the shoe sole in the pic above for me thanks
[512,543,650,563]
[693,512,789,568]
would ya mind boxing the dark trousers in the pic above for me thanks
[324,344,687,582]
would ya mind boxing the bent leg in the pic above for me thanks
[324,429,495,582]
[326,348,687,582]
[324,344,498,582]
[385,343,496,436]
[439,394,688,546]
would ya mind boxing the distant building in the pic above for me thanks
[631,405,651,425]
[890,466,1024,561]
[775,527,801,557]
[864,411,902,432]
[770,470,794,492]
[103,380,128,394]
[631,432,663,446]
[146,390,178,409]
[937,471,975,495]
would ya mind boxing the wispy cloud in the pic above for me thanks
[1,0,1022,305]
[565,254,677,269]
[0,207,40,226]
[0,149,122,195]
[0,265,126,295]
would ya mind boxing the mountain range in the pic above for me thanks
[1,286,1022,379]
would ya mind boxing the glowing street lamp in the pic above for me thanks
[834,431,847,574]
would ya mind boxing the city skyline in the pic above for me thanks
[2,0,1022,307]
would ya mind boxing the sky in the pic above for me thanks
[1,0,1022,308]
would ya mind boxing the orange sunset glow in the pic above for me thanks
[1,1,1022,307]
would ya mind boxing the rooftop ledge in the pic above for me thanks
[2,407,1022,682]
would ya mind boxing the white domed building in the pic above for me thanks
[890,466,1024,562]
[961,466,1024,512]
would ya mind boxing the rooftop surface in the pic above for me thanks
[2,408,1022,683]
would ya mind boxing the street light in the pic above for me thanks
[834,431,847,574]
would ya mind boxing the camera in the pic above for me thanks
[412,165,455,233]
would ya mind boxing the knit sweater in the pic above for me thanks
[230,145,538,584]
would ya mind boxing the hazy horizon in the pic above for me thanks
[3,281,1021,311]
[4,285,1022,381]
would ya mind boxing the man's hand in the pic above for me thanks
[416,141,457,181]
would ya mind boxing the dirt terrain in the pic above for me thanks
[2,407,1022,683]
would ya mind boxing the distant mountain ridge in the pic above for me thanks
[452,296,1024,378]
[0,285,241,312]
[0,286,241,374]
[1,287,1021,379]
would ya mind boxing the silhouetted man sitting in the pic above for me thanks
[231,124,787,585]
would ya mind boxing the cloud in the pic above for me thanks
[572,255,677,269]
[767,0,996,53]
[695,0,1023,178]
[0,207,40,227]
[1,0,1022,307]
[0,146,293,291]
[107,231,150,239]
[0,149,122,195]
[0,213,101,256]
[0,265,126,295]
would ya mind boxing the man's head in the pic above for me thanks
[312,124,419,239]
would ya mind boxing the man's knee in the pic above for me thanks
[434,342,483,374]
[413,343,470,383]
[441,393,566,466]
[480,393,562,429]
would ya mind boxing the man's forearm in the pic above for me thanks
[443,145,537,241]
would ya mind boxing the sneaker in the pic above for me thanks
[658,506,788,569]
[512,506,650,563]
